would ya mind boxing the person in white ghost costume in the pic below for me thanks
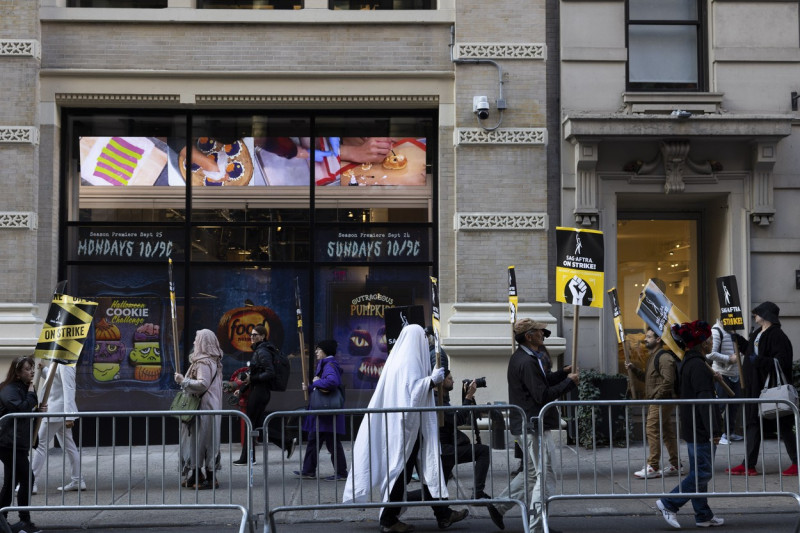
[31,363,86,493]
[343,324,468,533]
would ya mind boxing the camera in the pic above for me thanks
[463,377,487,388]
[473,96,490,120]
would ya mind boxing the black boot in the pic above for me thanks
[198,468,219,490]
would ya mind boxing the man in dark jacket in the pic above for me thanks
[725,301,797,476]
[487,318,578,533]
[657,320,724,529]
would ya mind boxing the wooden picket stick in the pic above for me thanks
[572,305,580,374]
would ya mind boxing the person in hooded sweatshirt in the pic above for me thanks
[295,339,348,481]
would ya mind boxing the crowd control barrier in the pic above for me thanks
[537,398,800,533]
[0,409,255,533]
[263,404,532,533]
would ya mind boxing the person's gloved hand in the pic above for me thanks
[430,367,445,385]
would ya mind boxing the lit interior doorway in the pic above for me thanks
[616,216,700,375]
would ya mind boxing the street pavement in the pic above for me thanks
[5,436,800,533]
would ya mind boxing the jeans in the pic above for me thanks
[660,441,715,523]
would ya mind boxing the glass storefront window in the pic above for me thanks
[330,0,433,9]
[68,1,167,7]
[616,217,699,374]
[198,0,303,8]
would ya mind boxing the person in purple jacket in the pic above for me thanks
[295,340,348,481]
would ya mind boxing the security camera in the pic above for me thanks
[473,96,490,120]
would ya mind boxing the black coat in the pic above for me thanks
[677,349,720,443]
[742,324,794,399]
[249,340,277,388]
[507,346,576,434]
[0,380,38,450]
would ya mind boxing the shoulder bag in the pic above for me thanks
[759,358,799,419]
[170,365,219,424]
[308,361,345,410]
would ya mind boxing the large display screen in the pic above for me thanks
[78,136,427,187]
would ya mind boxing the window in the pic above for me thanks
[198,0,303,8]
[627,0,704,91]
[330,0,433,9]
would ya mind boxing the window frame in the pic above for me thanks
[625,0,707,92]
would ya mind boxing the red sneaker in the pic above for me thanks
[726,464,759,476]
[782,464,798,476]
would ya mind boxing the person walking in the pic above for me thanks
[726,301,797,476]
[343,324,468,533]
[625,327,681,479]
[657,320,725,529]
[295,339,348,481]
[233,324,296,465]
[30,362,86,495]
[487,318,578,533]
[174,329,224,489]
[0,355,45,533]
[706,318,742,444]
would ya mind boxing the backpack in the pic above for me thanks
[266,342,291,392]
[654,349,681,397]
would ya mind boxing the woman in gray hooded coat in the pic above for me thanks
[175,329,224,489]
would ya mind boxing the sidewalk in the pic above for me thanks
[7,436,800,532]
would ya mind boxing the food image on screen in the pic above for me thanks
[178,137,254,187]
[79,137,168,186]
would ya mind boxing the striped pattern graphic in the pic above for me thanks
[92,137,145,185]
[35,295,98,363]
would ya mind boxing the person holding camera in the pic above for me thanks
[487,319,578,533]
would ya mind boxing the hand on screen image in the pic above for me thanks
[340,137,396,164]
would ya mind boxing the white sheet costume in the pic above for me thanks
[343,324,447,509]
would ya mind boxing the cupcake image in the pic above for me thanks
[129,323,162,382]
[93,318,126,382]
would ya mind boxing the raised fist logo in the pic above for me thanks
[567,276,589,306]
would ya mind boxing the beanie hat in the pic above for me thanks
[316,339,338,356]
[671,320,712,350]
[752,301,781,326]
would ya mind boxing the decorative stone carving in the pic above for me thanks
[454,43,546,60]
[0,39,39,59]
[56,94,180,105]
[0,127,39,145]
[455,128,547,145]
[574,141,598,226]
[197,95,440,105]
[0,212,37,230]
[456,213,547,231]
[623,140,722,194]
[751,141,776,226]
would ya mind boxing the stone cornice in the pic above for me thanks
[563,113,793,140]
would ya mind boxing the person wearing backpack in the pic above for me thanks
[626,327,681,479]
[233,324,296,465]
[294,339,348,481]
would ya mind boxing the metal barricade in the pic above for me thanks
[263,404,532,533]
[0,409,254,533]
[537,398,800,533]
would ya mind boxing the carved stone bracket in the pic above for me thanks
[624,140,720,194]
[455,128,547,145]
[0,126,39,145]
[0,212,37,230]
[751,141,777,226]
[455,213,547,231]
[574,141,599,226]
[0,39,40,59]
[454,43,546,60]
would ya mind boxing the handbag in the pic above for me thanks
[170,365,219,424]
[309,386,345,410]
[170,391,201,424]
[759,359,799,419]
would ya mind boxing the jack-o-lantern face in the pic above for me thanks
[348,328,373,357]
[357,356,385,383]
[95,340,126,364]
[92,363,120,382]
